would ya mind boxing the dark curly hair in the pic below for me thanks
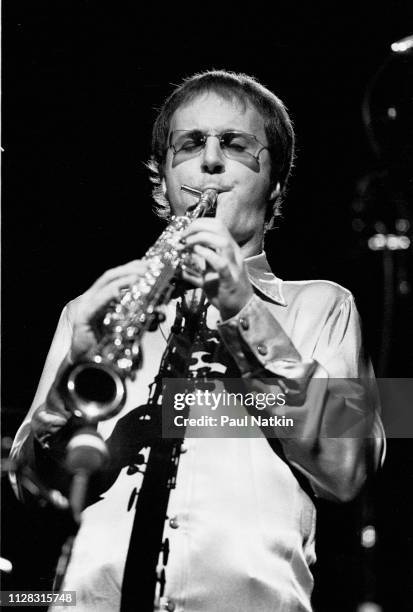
[148,70,295,229]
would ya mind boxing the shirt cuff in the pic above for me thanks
[217,293,301,376]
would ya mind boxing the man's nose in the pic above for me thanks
[200,136,225,173]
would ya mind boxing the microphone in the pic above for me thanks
[52,428,108,592]
[65,427,109,523]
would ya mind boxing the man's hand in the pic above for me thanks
[31,260,149,446]
[70,260,149,362]
[180,218,254,320]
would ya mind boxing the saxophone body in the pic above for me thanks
[65,186,217,423]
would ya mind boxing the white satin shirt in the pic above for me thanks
[10,253,384,612]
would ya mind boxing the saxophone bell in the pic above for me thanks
[65,361,127,423]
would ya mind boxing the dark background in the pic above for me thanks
[2,1,413,610]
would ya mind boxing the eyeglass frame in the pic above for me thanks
[167,129,270,163]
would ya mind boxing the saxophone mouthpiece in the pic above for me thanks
[180,184,217,217]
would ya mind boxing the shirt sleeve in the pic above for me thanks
[218,292,385,502]
[9,304,74,499]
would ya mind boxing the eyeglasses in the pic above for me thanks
[168,129,269,166]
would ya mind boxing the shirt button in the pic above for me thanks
[257,343,268,356]
[239,317,249,330]
[160,597,176,611]
[180,443,188,454]
[169,516,179,529]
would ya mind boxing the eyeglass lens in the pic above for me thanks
[169,130,267,165]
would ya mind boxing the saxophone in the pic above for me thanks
[64,186,218,424]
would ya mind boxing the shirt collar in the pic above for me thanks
[244,252,287,306]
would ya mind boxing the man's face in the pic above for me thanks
[162,92,276,246]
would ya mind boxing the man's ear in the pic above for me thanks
[269,182,281,202]
[161,177,167,196]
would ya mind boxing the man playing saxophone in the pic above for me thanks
[10,70,384,612]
